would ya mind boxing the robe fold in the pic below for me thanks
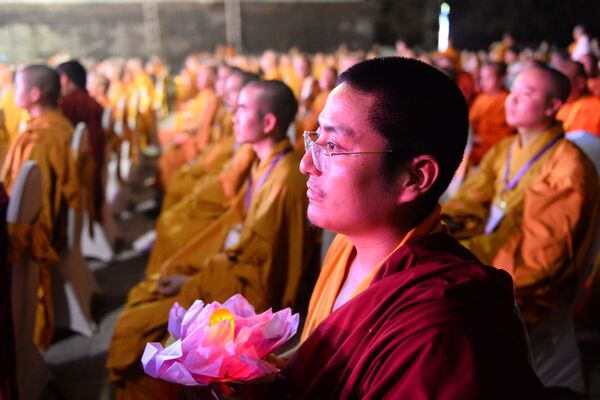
[158,89,219,188]
[145,143,256,276]
[280,233,546,399]
[161,108,234,210]
[107,138,315,399]
[468,90,515,165]
[2,109,79,348]
[443,124,600,325]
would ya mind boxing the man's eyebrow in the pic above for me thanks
[317,120,356,138]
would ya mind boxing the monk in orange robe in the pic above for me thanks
[469,62,515,165]
[161,70,257,210]
[107,80,315,400]
[443,65,599,396]
[2,64,81,349]
[259,57,544,399]
[556,59,600,137]
[157,65,219,188]
[296,66,337,151]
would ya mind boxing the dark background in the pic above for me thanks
[0,0,597,67]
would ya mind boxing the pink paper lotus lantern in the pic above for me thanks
[142,294,299,386]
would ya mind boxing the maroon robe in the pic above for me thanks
[0,183,17,399]
[59,89,105,221]
[279,233,547,399]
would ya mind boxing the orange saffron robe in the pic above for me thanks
[557,94,600,137]
[469,90,515,165]
[157,89,219,188]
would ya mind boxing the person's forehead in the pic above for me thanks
[513,69,548,91]
[319,83,376,138]
[239,85,260,103]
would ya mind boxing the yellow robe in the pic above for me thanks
[468,90,515,165]
[157,89,219,188]
[0,85,26,166]
[2,109,80,348]
[161,106,234,210]
[442,124,600,325]
[107,139,315,399]
[145,144,256,276]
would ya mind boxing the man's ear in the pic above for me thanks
[544,97,563,117]
[262,112,277,135]
[28,86,43,104]
[396,155,439,204]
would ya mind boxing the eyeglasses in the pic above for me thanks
[303,131,393,172]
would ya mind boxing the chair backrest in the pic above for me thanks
[6,160,42,224]
[101,107,113,132]
[71,122,89,155]
[566,130,600,175]
[114,96,127,137]
[127,90,140,131]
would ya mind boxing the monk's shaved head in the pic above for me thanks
[245,79,298,139]
[527,62,570,103]
[20,64,61,107]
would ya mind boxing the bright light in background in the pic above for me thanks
[438,2,450,52]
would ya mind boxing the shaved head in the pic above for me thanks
[20,64,61,107]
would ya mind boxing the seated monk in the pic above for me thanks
[107,80,316,399]
[157,65,219,188]
[469,62,515,165]
[57,60,105,223]
[295,65,337,152]
[261,57,545,398]
[1,64,81,349]
[555,58,600,137]
[161,69,257,210]
[443,63,599,396]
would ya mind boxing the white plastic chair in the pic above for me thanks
[8,160,52,400]
[529,180,600,394]
[53,122,99,337]
[566,130,600,175]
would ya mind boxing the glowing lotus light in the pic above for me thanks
[141,294,299,386]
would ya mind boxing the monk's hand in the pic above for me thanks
[210,374,278,400]
[155,274,189,296]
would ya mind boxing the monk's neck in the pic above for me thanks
[28,104,56,118]
[517,120,553,147]
[347,227,410,272]
[252,137,279,161]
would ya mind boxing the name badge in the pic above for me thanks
[484,200,507,234]
[223,223,243,250]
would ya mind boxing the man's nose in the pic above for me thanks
[300,148,319,176]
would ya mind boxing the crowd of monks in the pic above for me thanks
[1,22,600,399]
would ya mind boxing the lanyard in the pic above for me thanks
[244,147,292,211]
[503,134,563,193]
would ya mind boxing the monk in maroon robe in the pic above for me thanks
[265,58,546,399]
[57,60,105,221]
